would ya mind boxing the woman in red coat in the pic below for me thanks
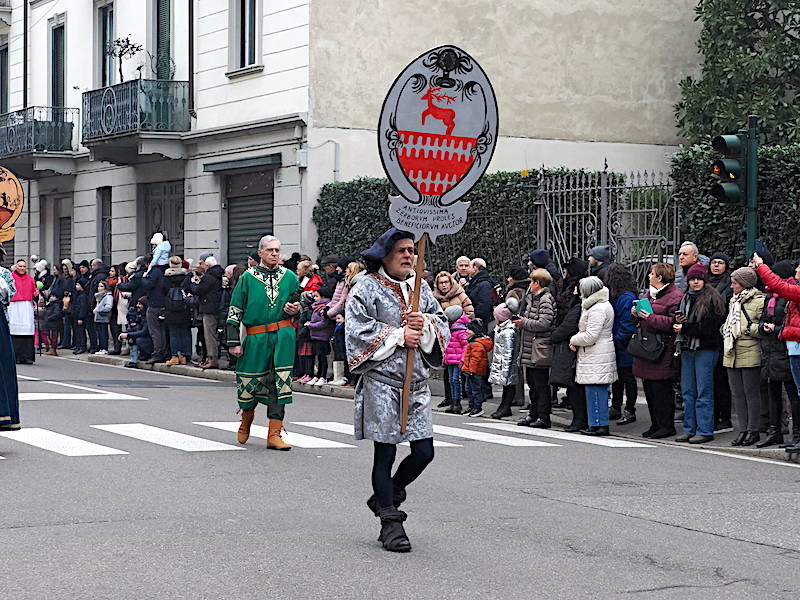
[632,262,684,439]
[752,253,800,451]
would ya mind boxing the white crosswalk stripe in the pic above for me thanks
[292,421,462,447]
[92,424,245,452]
[471,422,655,448]
[0,428,129,456]
[432,424,559,447]
[194,422,357,448]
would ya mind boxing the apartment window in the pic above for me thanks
[227,0,262,76]
[0,44,8,114]
[51,24,65,107]
[98,3,115,87]
[155,0,171,79]
[99,188,112,266]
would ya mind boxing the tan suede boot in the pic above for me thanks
[236,409,255,444]
[266,419,292,451]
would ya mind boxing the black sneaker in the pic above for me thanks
[437,398,451,408]
[617,410,636,425]
[468,407,484,418]
[714,420,734,434]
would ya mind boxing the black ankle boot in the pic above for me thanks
[377,507,411,552]
[436,398,450,408]
[444,400,462,414]
[367,486,407,517]
[517,415,537,426]
[756,430,783,448]
[742,432,760,447]
[731,432,748,446]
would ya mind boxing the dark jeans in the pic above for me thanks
[372,439,434,510]
[611,365,637,413]
[464,372,483,409]
[168,326,192,357]
[643,378,675,434]
[526,367,551,420]
[95,322,109,352]
[61,315,73,348]
[568,384,587,429]
[314,352,328,378]
[767,378,799,431]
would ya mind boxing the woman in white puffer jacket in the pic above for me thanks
[570,276,618,436]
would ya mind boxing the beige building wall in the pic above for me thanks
[309,0,701,145]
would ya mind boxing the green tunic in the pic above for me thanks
[226,265,299,411]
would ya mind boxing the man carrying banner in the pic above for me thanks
[346,228,450,552]
[226,235,300,451]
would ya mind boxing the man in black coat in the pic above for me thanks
[141,264,168,363]
[188,254,224,369]
[118,257,147,306]
[466,258,495,325]
[71,280,90,354]
[587,245,612,282]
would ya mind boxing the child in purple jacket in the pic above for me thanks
[442,306,470,414]
[305,285,334,385]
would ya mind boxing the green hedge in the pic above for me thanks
[313,170,595,280]
[671,142,800,264]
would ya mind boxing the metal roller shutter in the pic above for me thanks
[225,170,274,264]
[58,216,71,262]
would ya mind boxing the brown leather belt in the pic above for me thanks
[245,319,294,335]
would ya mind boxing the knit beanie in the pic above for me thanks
[444,305,464,322]
[709,251,730,266]
[588,245,611,263]
[150,232,164,245]
[317,285,334,299]
[493,303,512,323]
[563,257,589,278]
[125,262,136,275]
[508,266,529,281]
[685,263,708,282]
[731,267,758,289]
[772,260,795,280]
[528,249,551,268]
[466,318,487,337]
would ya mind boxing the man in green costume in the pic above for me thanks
[226,235,300,450]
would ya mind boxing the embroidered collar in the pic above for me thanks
[248,265,287,307]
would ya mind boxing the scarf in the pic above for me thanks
[581,286,609,310]
[676,290,701,351]
[722,287,758,356]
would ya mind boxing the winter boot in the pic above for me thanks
[330,361,347,386]
[266,419,292,451]
[367,486,407,516]
[377,507,411,552]
[444,399,463,414]
[236,409,255,444]
[490,388,514,419]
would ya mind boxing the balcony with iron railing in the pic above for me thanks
[0,106,80,178]
[81,79,190,164]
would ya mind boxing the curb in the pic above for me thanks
[87,354,357,399]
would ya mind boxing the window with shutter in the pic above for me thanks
[99,188,112,266]
[156,0,171,80]
[99,4,115,87]
[51,25,65,107]
[0,44,8,114]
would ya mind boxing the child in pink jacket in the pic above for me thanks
[442,306,470,414]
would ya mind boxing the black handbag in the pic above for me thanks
[626,326,665,362]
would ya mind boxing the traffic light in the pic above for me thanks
[710,134,746,202]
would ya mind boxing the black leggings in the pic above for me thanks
[372,439,435,510]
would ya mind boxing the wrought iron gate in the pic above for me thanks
[538,168,677,286]
[143,180,184,257]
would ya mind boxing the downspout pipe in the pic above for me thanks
[23,0,28,108]
[188,0,195,117]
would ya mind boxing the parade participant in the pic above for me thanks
[226,235,300,451]
[345,228,449,553]
[9,259,37,364]
[0,245,21,431]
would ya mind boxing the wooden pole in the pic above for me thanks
[400,233,428,434]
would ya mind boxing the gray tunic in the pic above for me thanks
[345,272,449,444]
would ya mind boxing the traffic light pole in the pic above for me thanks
[745,115,759,258]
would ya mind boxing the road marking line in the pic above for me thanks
[92,424,244,452]
[471,422,654,448]
[194,422,356,448]
[432,424,558,447]
[0,428,128,456]
[670,445,800,469]
[292,421,461,447]
[17,375,146,400]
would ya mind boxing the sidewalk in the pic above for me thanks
[86,353,799,464]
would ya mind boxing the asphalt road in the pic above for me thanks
[3,357,800,600]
